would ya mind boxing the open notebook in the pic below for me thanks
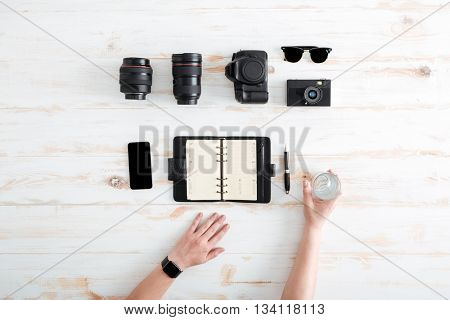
[186,139,257,201]
[168,137,274,203]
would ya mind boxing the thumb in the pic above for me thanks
[206,247,225,262]
[302,179,314,208]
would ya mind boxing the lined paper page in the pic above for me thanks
[223,139,257,201]
[186,139,221,200]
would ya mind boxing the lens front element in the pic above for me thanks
[304,86,322,104]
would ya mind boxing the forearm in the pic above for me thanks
[127,264,175,300]
[127,212,229,300]
[281,226,322,300]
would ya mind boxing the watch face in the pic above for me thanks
[162,258,182,278]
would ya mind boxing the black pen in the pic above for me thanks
[284,145,290,194]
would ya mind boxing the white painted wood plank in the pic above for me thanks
[1,108,450,158]
[0,205,449,255]
[1,252,448,299]
[0,155,449,206]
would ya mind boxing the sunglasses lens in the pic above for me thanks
[310,48,329,63]
[283,47,303,63]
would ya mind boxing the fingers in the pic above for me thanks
[208,223,230,245]
[206,247,225,261]
[187,212,203,233]
[202,215,226,240]
[195,212,219,235]
[302,179,314,208]
[327,169,342,199]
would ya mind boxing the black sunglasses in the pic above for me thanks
[281,46,332,63]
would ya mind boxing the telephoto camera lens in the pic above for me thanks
[172,53,202,105]
[120,57,153,100]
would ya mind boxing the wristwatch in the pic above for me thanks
[161,256,182,278]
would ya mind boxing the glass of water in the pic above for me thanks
[312,171,341,201]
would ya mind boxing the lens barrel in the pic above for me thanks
[120,57,153,100]
[304,86,322,104]
[172,53,202,105]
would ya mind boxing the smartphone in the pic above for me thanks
[128,142,152,190]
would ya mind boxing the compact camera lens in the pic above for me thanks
[308,90,318,99]
[172,53,202,105]
[120,57,153,100]
[304,86,322,104]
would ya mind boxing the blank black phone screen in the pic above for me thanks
[128,142,152,190]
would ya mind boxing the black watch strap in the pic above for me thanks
[161,256,182,278]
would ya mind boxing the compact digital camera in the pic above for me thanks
[286,79,331,106]
[225,50,268,104]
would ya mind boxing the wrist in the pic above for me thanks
[304,222,324,237]
[161,256,183,279]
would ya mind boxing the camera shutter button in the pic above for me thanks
[242,60,265,84]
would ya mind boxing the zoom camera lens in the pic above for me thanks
[120,57,153,100]
[304,86,322,104]
[172,53,202,105]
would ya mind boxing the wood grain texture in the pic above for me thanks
[0,0,449,299]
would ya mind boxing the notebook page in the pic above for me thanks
[186,139,221,200]
[223,139,257,201]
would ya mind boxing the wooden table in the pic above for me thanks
[1,0,449,299]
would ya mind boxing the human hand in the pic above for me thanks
[302,170,340,230]
[168,212,229,271]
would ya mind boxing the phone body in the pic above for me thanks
[128,142,152,190]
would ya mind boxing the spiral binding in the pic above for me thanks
[215,143,228,197]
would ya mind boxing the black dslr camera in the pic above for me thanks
[287,79,331,106]
[225,50,268,104]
